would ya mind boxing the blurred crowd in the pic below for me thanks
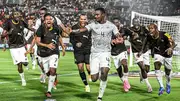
[0,0,180,30]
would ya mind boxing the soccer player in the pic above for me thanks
[36,13,65,97]
[124,18,152,92]
[1,10,30,86]
[111,18,130,92]
[27,7,66,85]
[147,23,175,95]
[70,8,122,101]
[70,14,91,92]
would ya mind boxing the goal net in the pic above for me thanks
[129,11,180,70]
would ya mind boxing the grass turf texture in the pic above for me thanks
[0,50,179,101]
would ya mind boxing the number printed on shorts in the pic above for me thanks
[54,58,58,66]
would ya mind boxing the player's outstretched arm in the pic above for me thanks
[1,30,8,51]
[67,27,88,35]
[59,36,65,56]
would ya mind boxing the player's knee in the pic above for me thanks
[154,62,161,70]
[49,68,56,76]
[77,64,84,72]
[121,59,127,65]
[100,72,108,81]
[165,68,171,76]
[91,74,99,82]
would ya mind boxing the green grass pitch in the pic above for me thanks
[0,50,179,101]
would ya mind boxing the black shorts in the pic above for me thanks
[74,51,90,64]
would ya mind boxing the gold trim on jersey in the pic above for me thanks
[49,26,53,31]
[12,20,19,25]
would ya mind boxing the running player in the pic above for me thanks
[70,8,123,101]
[124,18,152,92]
[70,14,91,92]
[111,18,130,92]
[36,13,65,97]
[147,23,175,95]
[1,10,30,86]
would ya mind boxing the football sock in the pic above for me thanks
[155,70,164,88]
[19,72,25,81]
[123,73,128,81]
[79,72,88,85]
[144,78,151,87]
[98,80,107,98]
[48,75,56,92]
[165,74,171,85]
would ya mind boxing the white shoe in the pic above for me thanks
[40,74,46,83]
[147,85,153,93]
[85,85,90,92]
[22,80,26,86]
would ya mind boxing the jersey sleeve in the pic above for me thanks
[55,16,62,25]
[33,19,41,30]
[85,23,93,32]
[123,27,133,37]
[112,24,119,36]
[36,26,43,37]
[3,20,10,31]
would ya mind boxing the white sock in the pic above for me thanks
[47,75,56,92]
[123,73,128,81]
[165,74,171,85]
[120,77,124,82]
[19,73,25,81]
[155,70,164,88]
[98,80,107,98]
[144,78,151,87]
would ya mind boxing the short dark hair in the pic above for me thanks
[44,13,52,19]
[40,7,48,12]
[113,17,120,21]
[95,8,106,14]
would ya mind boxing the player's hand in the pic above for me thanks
[111,39,116,45]
[46,43,55,50]
[116,36,124,44]
[24,48,34,56]
[66,27,72,35]
[166,48,173,55]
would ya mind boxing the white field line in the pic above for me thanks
[0,72,78,85]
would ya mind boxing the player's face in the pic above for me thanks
[132,18,140,26]
[149,26,156,34]
[79,15,88,27]
[44,16,53,28]
[113,19,120,27]
[13,12,21,21]
[95,10,104,22]
[39,10,46,20]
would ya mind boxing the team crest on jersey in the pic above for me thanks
[83,35,88,39]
